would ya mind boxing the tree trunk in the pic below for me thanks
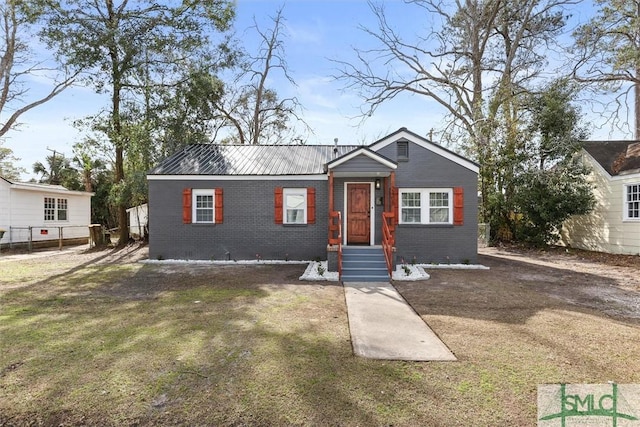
[113,84,129,246]
[636,72,640,139]
[251,11,281,145]
[83,169,92,192]
[107,0,129,246]
[637,2,640,140]
[116,148,128,246]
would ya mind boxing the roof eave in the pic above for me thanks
[368,128,479,173]
[146,174,328,181]
[326,147,397,170]
[10,182,94,196]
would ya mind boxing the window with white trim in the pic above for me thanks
[284,188,307,224]
[192,189,214,223]
[57,198,68,221]
[44,197,56,221]
[44,197,68,221]
[626,184,640,220]
[400,189,452,224]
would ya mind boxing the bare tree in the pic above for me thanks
[217,6,309,145]
[335,0,574,225]
[0,1,76,138]
[572,0,640,138]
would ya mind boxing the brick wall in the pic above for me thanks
[377,141,479,264]
[149,179,328,261]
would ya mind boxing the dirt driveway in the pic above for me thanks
[397,245,639,341]
[482,246,639,320]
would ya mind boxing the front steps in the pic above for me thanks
[341,246,390,282]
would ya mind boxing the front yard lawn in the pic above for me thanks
[1,245,639,426]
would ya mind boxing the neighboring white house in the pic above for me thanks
[126,203,148,239]
[0,177,94,247]
[562,141,640,255]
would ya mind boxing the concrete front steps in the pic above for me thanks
[341,246,390,282]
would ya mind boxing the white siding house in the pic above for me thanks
[0,177,94,247]
[562,142,640,255]
[126,203,148,238]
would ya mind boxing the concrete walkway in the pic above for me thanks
[343,282,457,361]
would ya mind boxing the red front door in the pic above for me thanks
[347,183,371,244]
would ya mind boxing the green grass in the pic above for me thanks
[1,248,639,426]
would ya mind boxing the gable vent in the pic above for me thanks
[397,141,409,160]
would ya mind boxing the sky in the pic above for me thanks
[1,0,630,181]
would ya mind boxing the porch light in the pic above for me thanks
[375,178,381,190]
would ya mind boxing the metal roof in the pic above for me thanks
[0,177,94,196]
[149,144,360,176]
[1,176,64,190]
[583,140,640,176]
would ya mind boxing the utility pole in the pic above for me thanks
[46,147,62,185]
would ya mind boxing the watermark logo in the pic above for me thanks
[538,383,640,426]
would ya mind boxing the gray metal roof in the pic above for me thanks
[583,140,640,176]
[149,144,360,176]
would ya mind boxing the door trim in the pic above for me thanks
[343,181,375,245]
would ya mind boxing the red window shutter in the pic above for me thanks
[453,187,464,225]
[182,188,192,224]
[274,187,283,224]
[307,187,316,224]
[215,188,223,223]
[391,187,399,225]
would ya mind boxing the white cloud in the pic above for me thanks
[286,20,324,45]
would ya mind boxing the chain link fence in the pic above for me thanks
[4,225,90,251]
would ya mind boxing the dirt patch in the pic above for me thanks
[0,242,148,265]
[397,246,639,327]
[478,246,640,321]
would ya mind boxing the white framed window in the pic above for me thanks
[57,198,68,221]
[44,197,56,221]
[399,188,452,224]
[284,188,307,224]
[428,191,450,223]
[44,197,68,221]
[401,191,421,223]
[625,184,640,220]
[192,189,215,223]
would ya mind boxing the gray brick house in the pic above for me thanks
[147,128,479,271]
